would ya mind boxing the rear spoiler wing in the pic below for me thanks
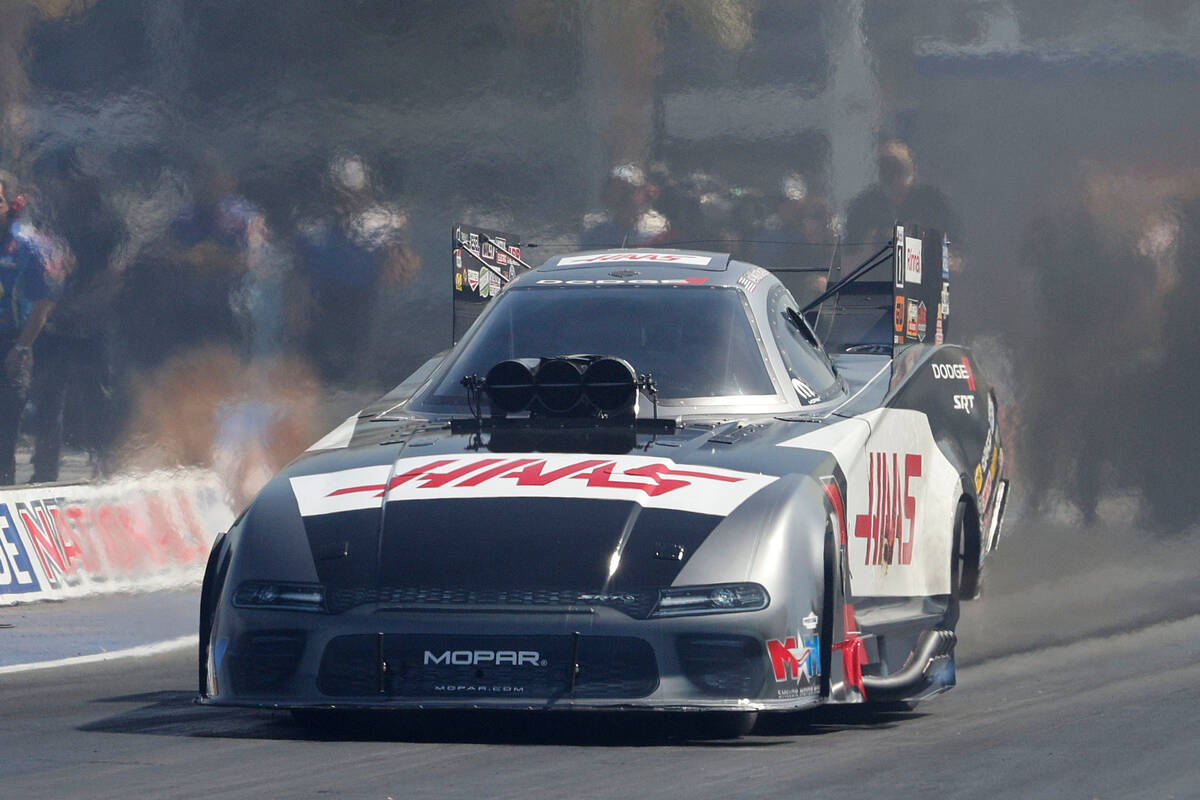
[803,223,950,353]
[451,223,529,344]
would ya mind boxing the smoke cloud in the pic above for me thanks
[6,2,1198,541]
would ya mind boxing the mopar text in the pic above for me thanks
[424,650,545,667]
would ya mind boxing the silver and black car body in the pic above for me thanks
[198,226,1008,723]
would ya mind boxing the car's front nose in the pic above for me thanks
[203,593,814,711]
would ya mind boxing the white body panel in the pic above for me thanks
[290,454,778,518]
[780,408,959,598]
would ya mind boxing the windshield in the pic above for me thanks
[411,285,777,411]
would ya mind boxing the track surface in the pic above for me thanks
[2,522,1198,799]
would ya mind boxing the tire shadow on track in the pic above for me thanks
[79,690,926,745]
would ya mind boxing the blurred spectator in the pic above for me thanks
[169,165,261,252]
[117,159,271,373]
[0,171,59,484]
[744,172,837,300]
[844,140,961,259]
[580,164,672,248]
[173,163,295,362]
[295,153,419,386]
[660,169,743,251]
[26,148,122,482]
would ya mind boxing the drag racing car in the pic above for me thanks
[198,223,1008,734]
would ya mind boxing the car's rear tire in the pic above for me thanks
[945,499,968,628]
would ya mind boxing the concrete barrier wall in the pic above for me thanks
[0,470,234,605]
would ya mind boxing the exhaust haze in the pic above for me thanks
[5,2,1199,594]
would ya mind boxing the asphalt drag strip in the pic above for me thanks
[0,587,199,668]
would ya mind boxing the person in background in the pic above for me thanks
[296,153,419,386]
[744,172,837,301]
[0,171,58,484]
[580,163,672,249]
[27,148,122,483]
[844,139,961,263]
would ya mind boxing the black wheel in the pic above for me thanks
[821,519,837,699]
[197,533,228,697]
[946,499,968,628]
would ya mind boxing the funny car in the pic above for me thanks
[198,223,1008,734]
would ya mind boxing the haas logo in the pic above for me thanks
[854,453,922,566]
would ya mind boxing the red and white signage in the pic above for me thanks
[558,253,713,266]
[0,470,233,605]
[904,236,923,284]
[854,452,921,567]
[290,454,777,518]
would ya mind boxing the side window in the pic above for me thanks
[767,285,840,405]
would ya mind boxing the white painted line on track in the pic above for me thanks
[0,634,196,675]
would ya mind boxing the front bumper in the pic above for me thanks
[201,603,826,712]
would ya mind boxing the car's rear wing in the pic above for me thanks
[451,223,528,344]
[805,223,950,354]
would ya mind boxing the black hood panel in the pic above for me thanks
[382,499,719,591]
[304,498,722,595]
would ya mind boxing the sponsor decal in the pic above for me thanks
[434,685,527,694]
[904,235,923,284]
[940,281,950,318]
[935,311,944,345]
[916,301,927,342]
[894,225,905,288]
[953,394,975,414]
[578,592,640,604]
[511,246,521,261]
[737,266,768,293]
[942,235,950,280]
[558,252,713,266]
[767,632,821,694]
[290,454,779,518]
[906,299,919,339]
[454,227,464,247]
[424,649,546,667]
[854,453,922,566]
[488,268,501,297]
[802,612,819,631]
[894,296,905,333]
[981,445,1000,511]
[468,232,480,253]
[454,248,462,270]
[494,237,508,266]
[481,240,496,260]
[930,358,976,390]
[479,271,490,298]
[534,277,707,286]
[792,378,817,404]
[454,270,462,292]
[976,393,998,500]
[0,504,39,593]
[466,269,480,292]
[977,393,1000,506]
